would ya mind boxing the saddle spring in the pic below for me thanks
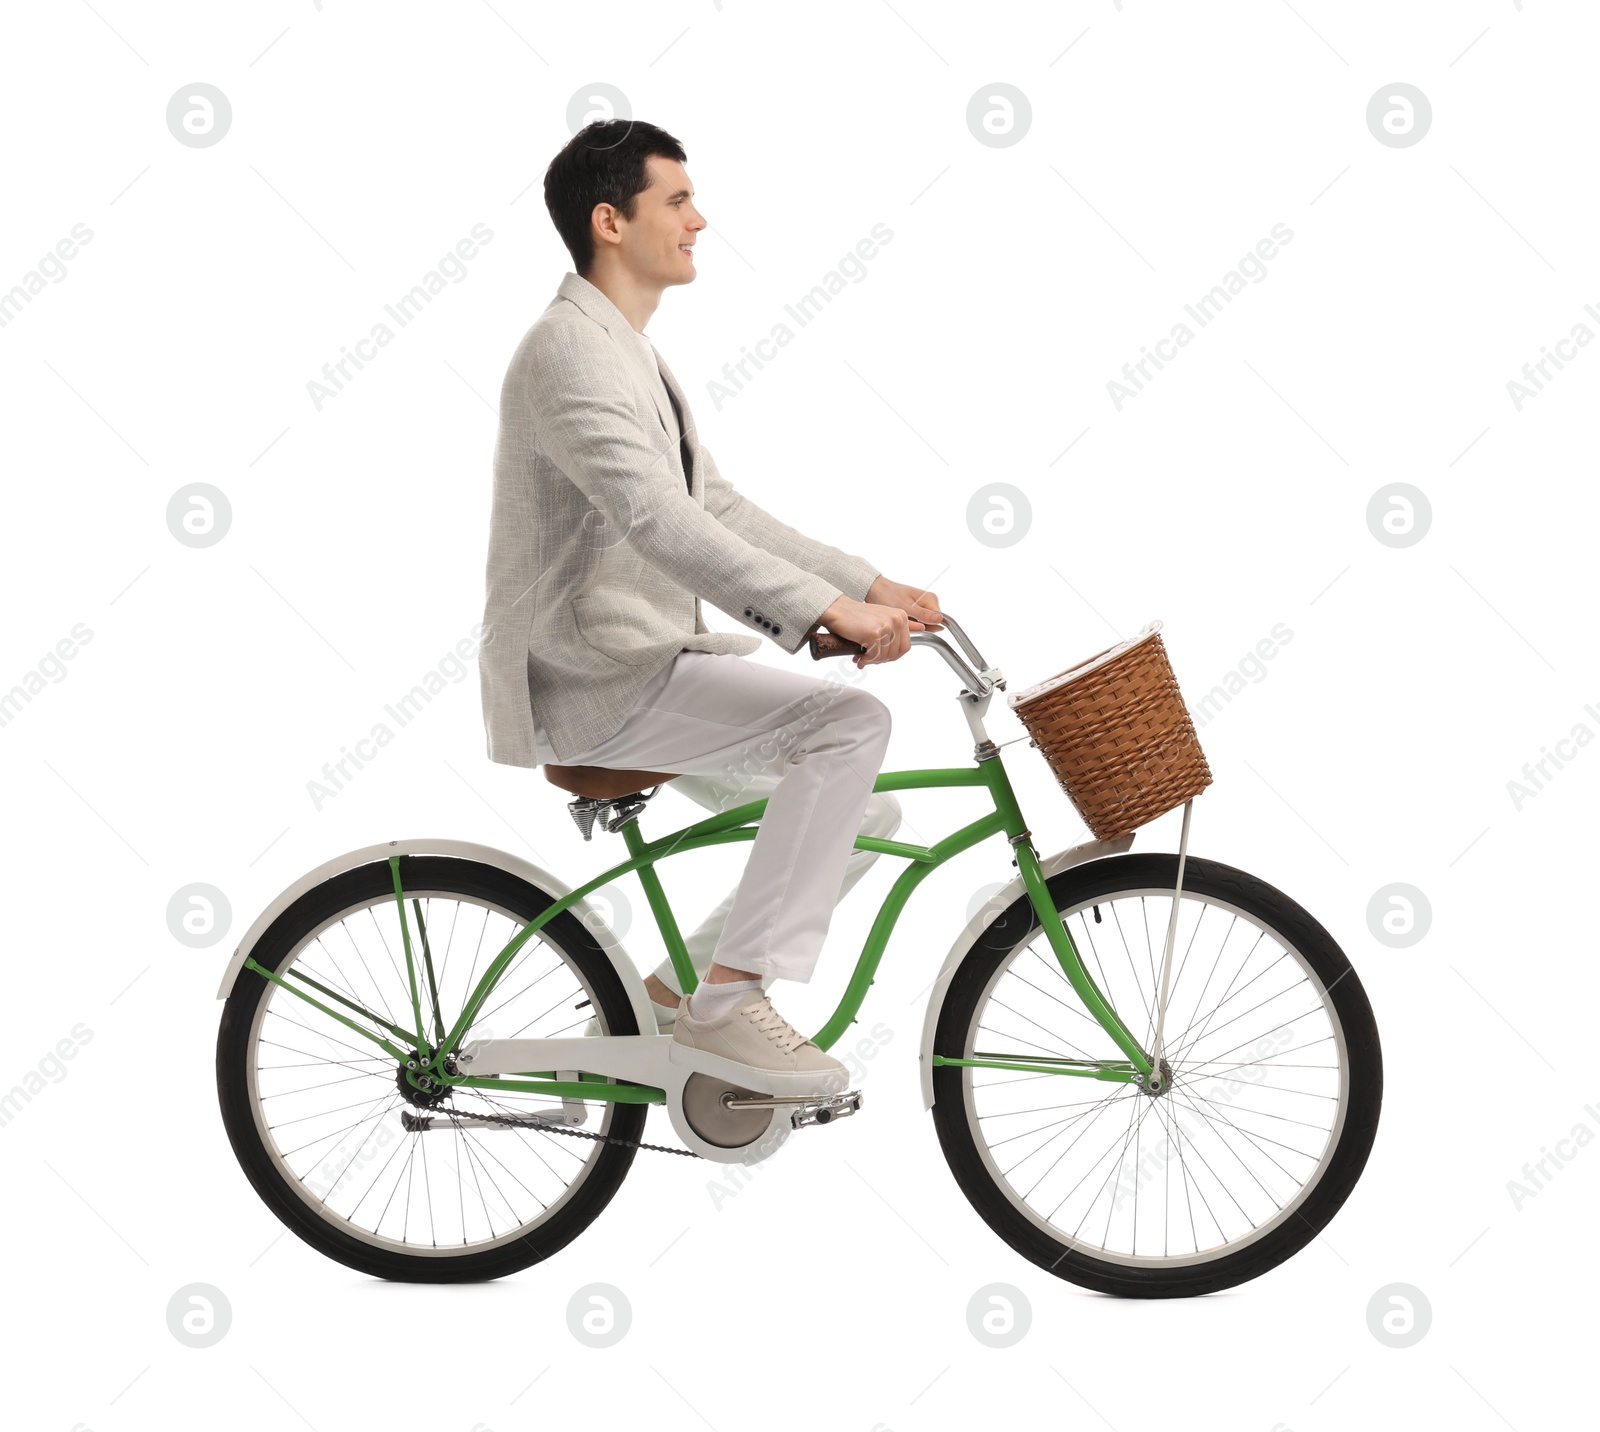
[565,786,666,841]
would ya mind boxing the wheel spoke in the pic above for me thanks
[980,994,1102,1061]
[1109,902,1154,1032]
[1023,949,1108,1027]
[973,1021,1099,1063]
[230,880,640,1267]
[263,1007,388,1064]
[1167,972,1306,1067]
[949,870,1361,1274]
[1009,1087,1128,1189]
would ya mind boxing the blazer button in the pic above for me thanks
[772,624,781,635]
[744,607,753,617]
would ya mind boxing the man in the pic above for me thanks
[479,118,943,1093]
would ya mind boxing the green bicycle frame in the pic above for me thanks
[243,751,1153,1103]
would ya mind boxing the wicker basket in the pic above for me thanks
[1005,620,1212,840]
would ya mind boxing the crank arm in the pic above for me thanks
[721,1089,864,1127]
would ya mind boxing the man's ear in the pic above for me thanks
[591,201,624,252]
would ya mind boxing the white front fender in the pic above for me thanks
[213,837,658,1038]
[917,832,1135,1109]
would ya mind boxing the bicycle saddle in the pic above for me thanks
[542,764,681,800]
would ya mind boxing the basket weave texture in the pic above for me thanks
[1007,623,1212,840]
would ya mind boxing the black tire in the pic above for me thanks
[217,854,647,1283]
[931,853,1382,1297]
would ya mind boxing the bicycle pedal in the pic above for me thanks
[791,1090,863,1128]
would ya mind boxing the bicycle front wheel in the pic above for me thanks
[216,855,647,1282]
[931,853,1382,1297]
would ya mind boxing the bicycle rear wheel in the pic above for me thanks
[216,855,647,1282]
[931,853,1381,1297]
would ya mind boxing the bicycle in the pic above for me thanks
[215,616,1382,1296]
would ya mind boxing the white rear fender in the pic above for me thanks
[917,832,1135,1109]
[213,837,658,1038]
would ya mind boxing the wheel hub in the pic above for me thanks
[396,1055,451,1109]
[1138,1057,1175,1098]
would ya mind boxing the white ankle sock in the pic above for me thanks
[686,976,762,1024]
[650,995,681,1026]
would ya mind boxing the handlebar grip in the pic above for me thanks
[806,626,867,660]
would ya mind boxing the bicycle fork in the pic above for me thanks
[1010,801,1194,1094]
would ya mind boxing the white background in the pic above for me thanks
[3,1,1595,1428]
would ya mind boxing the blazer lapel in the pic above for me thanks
[632,342,683,480]
[555,272,698,498]
[653,353,698,500]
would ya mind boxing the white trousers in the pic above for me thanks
[551,649,898,985]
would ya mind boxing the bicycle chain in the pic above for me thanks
[432,1103,703,1158]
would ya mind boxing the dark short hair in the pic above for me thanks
[543,119,688,275]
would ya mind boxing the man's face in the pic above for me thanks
[605,154,705,287]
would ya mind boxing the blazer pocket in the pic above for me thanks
[572,593,668,666]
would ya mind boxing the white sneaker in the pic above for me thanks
[669,988,848,1095]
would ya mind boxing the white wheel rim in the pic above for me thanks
[243,888,623,1258]
[959,887,1351,1270]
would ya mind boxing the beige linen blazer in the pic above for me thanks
[480,272,881,767]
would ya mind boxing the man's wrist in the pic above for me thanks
[819,591,856,626]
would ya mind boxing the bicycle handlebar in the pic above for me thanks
[806,629,868,659]
[805,613,1004,695]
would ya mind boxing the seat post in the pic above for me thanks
[618,811,650,855]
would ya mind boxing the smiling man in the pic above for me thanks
[479,118,943,1094]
